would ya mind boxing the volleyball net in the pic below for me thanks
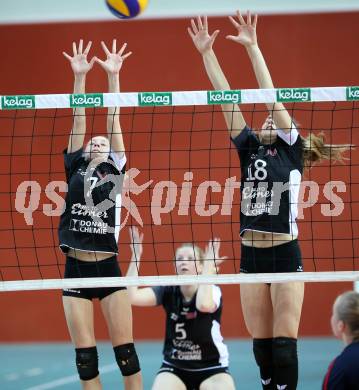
[0,86,358,291]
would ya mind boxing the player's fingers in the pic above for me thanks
[101,41,111,56]
[94,57,106,66]
[229,16,240,29]
[118,42,127,56]
[253,14,258,28]
[63,51,72,61]
[210,30,220,43]
[191,19,199,34]
[122,51,132,60]
[197,15,203,30]
[89,56,97,67]
[187,27,195,40]
[83,41,92,55]
[237,10,246,25]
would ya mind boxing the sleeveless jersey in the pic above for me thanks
[152,285,229,370]
[58,148,126,254]
[231,126,303,236]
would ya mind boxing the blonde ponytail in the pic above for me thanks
[301,132,351,168]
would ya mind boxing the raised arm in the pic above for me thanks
[63,40,96,152]
[196,239,226,313]
[126,226,157,307]
[188,16,246,139]
[227,11,294,133]
[96,40,132,159]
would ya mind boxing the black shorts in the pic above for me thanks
[157,363,230,390]
[62,256,126,300]
[240,239,303,273]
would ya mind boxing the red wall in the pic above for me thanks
[0,12,358,341]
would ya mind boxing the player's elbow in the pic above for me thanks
[196,302,217,313]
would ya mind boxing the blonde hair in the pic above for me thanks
[335,291,359,342]
[301,132,351,168]
[176,243,205,264]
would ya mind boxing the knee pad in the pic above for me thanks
[253,338,273,367]
[75,346,99,381]
[114,343,140,377]
[272,337,297,367]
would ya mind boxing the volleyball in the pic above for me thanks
[105,0,149,19]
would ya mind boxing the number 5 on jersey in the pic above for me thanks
[175,323,187,340]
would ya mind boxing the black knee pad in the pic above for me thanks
[75,346,99,381]
[114,343,140,377]
[253,338,273,367]
[272,337,297,367]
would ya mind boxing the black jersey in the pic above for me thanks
[323,341,359,390]
[152,285,229,371]
[231,126,303,236]
[58,148,126,254]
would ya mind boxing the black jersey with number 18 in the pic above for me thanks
[152,285,229,371]
[231,126,303,236]
[58,148,126,254]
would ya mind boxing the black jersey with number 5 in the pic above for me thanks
[231,126,303,236]
[58,148,126,254]
[152,285,229,371]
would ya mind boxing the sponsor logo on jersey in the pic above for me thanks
[138,92,172,106]
[1,95,35,109]
[63,288,81,294]
[346,86,359,101]
[70,93,103,108]
[277,88,311,102]
[207,90,241,104]
[170,313,179,321]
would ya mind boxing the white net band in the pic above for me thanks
[1,86,358,109]
[1,271,359,292]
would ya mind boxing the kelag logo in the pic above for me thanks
[138,92,172,106]
[207,90,241,104]
[70,93,103,108]
[346,87,359,101]
[277,88,311,102]
[1,95,35,110]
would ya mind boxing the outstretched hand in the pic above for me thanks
[129,226,143,263]
[96,39,132,75]
[187,16,219,55]
[63,40,96,75]
[203,238,227,273]
[226,10,258,47]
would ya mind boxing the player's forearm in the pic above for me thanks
[69,74,86,151]
[246,44,292,130]
[126,260,140,301]
[107,74,125,154]
[196,262,218,312]
[196,285,217,313]
[246,45,274,90]
[203,50,245,134]
[203,50,231,91]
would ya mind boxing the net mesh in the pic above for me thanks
[0,87,358,290]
